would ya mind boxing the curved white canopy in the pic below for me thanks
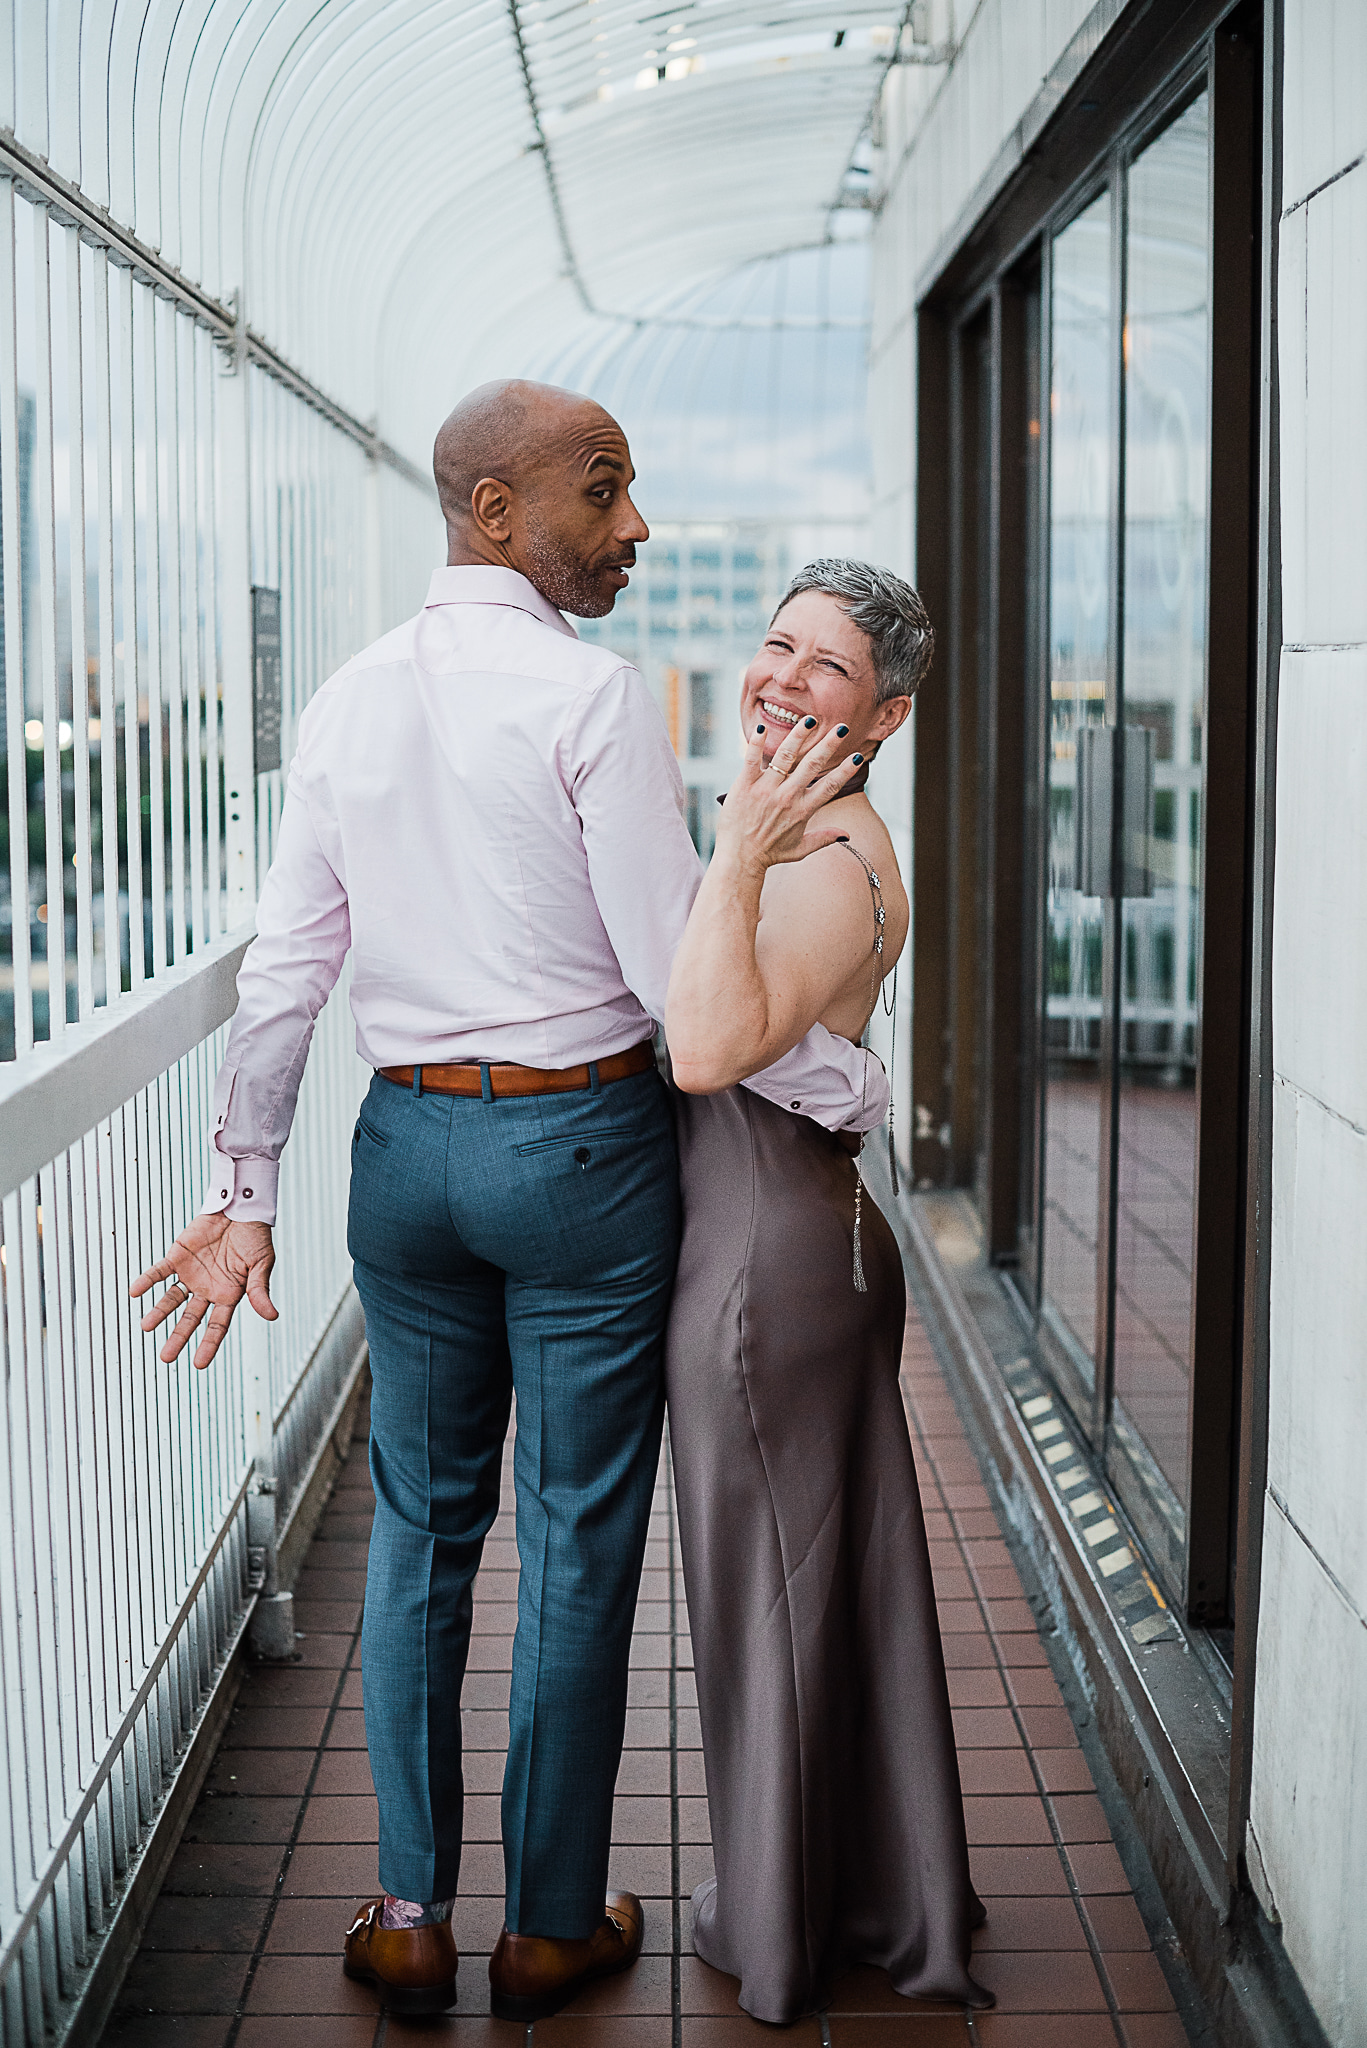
[10,0,919,466]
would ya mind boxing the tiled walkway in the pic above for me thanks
[102,1306,1195,2047]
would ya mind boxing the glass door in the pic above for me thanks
[1113,95,1210,1570]
[1040,189,1113,1402]
[1034,89,1213,1592]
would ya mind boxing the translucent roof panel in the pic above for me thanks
[530,242,873,523]
[5,1,918,466]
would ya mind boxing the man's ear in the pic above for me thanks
[470,476,513,543]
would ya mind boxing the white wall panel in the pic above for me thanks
[1278,161,1367,648]
[1271,647,1367,1133]
[1282,0,1367,212]
[1256,16,1367,2044]
[1267,1073,1367,1614]
[1249,1493,1367,2048]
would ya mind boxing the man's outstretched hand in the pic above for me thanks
[130,1214,279,1370]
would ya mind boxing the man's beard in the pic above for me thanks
[521,519,617,618]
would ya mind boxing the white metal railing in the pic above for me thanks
[0,123,442,2048]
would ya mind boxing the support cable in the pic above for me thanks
[506,0,595,314]
[0,126,434,495]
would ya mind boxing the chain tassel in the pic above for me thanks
[853,1165,868,1293]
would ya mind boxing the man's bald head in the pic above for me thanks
[434,380,648,616]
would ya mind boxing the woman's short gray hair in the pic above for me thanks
[772,559,935,703]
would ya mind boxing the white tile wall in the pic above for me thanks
[1249,1496,1367,2048]
[1254,13,1367,2047]
[1272,647,1367,1131]
[1268,1074,1367,1611]
[1282,0,1367,211]
[1278,160,1367,646]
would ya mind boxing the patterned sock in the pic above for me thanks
[380,1895,455,1930]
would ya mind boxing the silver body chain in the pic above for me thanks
[839,841,897,1292]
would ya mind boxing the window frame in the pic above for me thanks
[911,10,1260,1641]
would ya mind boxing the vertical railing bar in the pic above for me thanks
[42,1155,83,1860]
[183,319,205,950]
[105,1102,137,1729]
[65,226,94,1020]
[0,181,33,1059]
[15,1179,55,1898]
[36,1162,76,1871]
[0,1193,37,1933]
[199,329,222,941]
[81,1125,119,1766]
[64,1140,101,1793]
[32,206,67,1041]
[140,290,166,976]
[161,301,186,964]
[92,258,120,1004]
[116,270,143,990]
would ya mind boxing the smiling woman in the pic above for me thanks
[661,561,993,2025]
[666,561,930,1091]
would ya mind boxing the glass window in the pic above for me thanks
[1041,188,1113,1383]
[1113,91,1210,1547]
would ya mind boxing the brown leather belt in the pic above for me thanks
[379,1038,656,1100]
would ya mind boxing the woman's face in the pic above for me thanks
[739,590,910,767]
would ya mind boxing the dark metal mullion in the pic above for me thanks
[983,280,1029,1263]
[1092,152,1128,1459]
[1027,240,1055,1311]
[1183,18,1259,1631]
[911,310,954,1192]
[945,320,982,1191]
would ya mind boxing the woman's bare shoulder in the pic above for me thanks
[823,796,909,958]
[756,795,908,968]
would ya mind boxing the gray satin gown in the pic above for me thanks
[666,1083,993,2024]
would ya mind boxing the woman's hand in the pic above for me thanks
[666,717,871,1092]
[714,717,863,878]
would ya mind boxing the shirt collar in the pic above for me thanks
[424,565,579,639]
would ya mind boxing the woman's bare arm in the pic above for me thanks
[666,718,879,1093]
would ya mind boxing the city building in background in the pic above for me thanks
[538,242,875,851]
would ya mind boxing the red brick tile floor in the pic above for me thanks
[101,1306,1201,2048]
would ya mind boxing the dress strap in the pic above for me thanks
[840,841,887,1020]
[837,841,891,1295]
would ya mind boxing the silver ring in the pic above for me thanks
[169,1282,189,1305]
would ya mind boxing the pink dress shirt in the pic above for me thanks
[204,567,888,1222]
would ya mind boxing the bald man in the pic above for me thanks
[132,381,889,2020]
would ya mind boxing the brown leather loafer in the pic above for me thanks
[342,1897,458,2014]
[488,1891,643,2022]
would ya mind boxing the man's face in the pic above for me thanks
[511,415,649,618]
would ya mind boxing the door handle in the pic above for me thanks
[1075,724,1155,899]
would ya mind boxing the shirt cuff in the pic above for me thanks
[203,1146,279,1225]
[834,1049,890,1134]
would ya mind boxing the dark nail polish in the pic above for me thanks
[837,834,851,843]
[836,725,849,737]
[804,716,817,728]
[852,753,864,764]
[755,722,765,734]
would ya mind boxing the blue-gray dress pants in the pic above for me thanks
[347,1062,679,1936]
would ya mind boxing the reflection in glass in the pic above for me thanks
[1114,93,1210,1530]
[1041,191,1112,1381]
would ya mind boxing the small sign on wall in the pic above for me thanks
[251,587,283,775]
